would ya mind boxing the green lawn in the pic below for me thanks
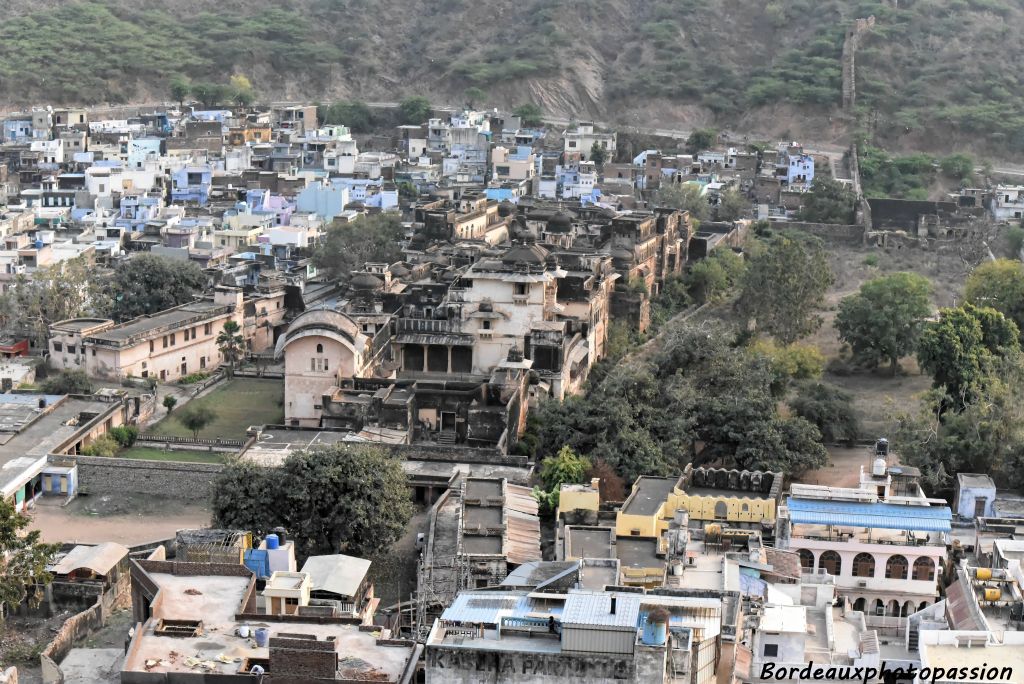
[117,447,229,464]
[149,378,284,440]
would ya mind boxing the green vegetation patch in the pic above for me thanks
[149,378,283,440]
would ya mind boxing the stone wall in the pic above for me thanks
[66,455,224,502]
[40,596,105,684]
[783,222,865,245]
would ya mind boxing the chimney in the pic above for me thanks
[610,596,617,615]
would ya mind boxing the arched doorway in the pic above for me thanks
[819,551,841,576]
[913,557,935,581]
[853,598,866,612]
[902,600,915,617]
[798,549,815,572]
[885,555,908,580]
[872,599,885,615]
[888,600,901,616]
[853,552,876,578]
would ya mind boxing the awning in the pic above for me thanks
[787,497,951,533]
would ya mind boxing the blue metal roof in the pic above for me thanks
[787,497,951,533]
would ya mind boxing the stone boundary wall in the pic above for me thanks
[783,222,865,245]
[40,596,105,684]
[67,455,224,502]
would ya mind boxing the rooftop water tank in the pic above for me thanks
[641,608,669,646]
[265,533,279,550]
[872,457,887,477]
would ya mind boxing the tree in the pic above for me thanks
[589,142,607,167]
[163,395,177,413]
[398,96,432,125]
[797,177,857,224]
[685,128,717,153]
[737,234,834,344]
[747,339,824,396]
[109,425,139,448]
[177,404,216,438]
[965,259,1024,334]
[835,272,933,375]
[655,183,710,222]
[212,444,414,557]
[584,459,627,502]
[940,153,974,182]
[170,76,190,109]
[463,87,487,108]
[0,258,92,347]
[99,254,206,322]
[41,369,93,395]
[717,187,748,222]
[322,100,373,132]
[229,74,255,108]
[81,435,119,456]
[190,82,229,108]
[684,249,744,304]
[539,446,590,491]
[217,321,245,375]
[917,303,1019,411]
[512,103,543,127]
[312,214,406,282]
[789,382,860,444]
[0,497,58,622]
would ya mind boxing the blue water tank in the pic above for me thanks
[265,533,279,550]
[34,240,43,249]
[641,614,668,646]
[254,628,270,647]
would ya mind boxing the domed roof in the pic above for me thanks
[497,200,515,217]
[547,210,573,233]
[349,273,383,290]
[502,243,549,265]
[390,263,410,277]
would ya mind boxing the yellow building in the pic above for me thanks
[557,477,600,520]
[615,466,783,540]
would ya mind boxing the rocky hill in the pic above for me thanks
[1,0,1022,155]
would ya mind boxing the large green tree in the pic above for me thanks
[321,100,374,132]
[312,214,406,283]
[835,272,933,375]
[797,176,857,224]
[737,234,834,344]
[212,444,413,558]
[0,498,59,622]
[41,369,93,395]
[917,303,1020,411]
[512,103,543,127]
[965,259,1024,335]
[100,254,206,322]
[716,187,748,222]
[789,382,860,445]
[0,258,92,347]
[684,249,745,304]
[398,96,432,125]
[655,183,710,222]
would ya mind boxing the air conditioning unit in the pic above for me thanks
[857,581,867,588]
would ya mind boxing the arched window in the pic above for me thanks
[741,503,749,512]
[797,549,815,571]
[888,600,901,617]
[918,601,930,612]
[714,501,728,519]
[902,600,915,617]
[316,343,324,354]
[852,553,875,578]
[913,557,935,581]
[819,551,841,576]
[885,555,908,580]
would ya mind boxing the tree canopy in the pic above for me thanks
[797,176,857,224]
[737,233,834,344]
[655,183,710,222]
[321,100,374,132]
[99,254,207,322]
[835,272,933,375]
[917,303,1020,411]
[685,128,716,153]
[0,258,92,347]
[212,444,413,558]
[41,370,93,395]
[965,259,1024,335]
[716,187,748,222]
[398,96,432,125]
[177,404,216,438]
[312,214,406,282]
[512,103,543,127]
[683,248,745,304]
[789,382,860,444]
[0,497,58,620]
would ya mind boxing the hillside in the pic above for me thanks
[1,0,1023,156]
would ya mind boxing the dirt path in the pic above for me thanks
[28,501,211,546]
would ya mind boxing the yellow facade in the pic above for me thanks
[557,484,599,518]
[615,485,777,539]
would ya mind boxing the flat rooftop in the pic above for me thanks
[622,476,679,516]
[465,478,503,500]
[685,486,770,500]
[0,395,112,495]
[615,537,661,570]
[125,571,413,680]
[565,526,614,560]
[87,301,227,344]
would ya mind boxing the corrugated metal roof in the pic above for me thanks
[300,554,371,598]
[787,497,951,532]
[48,542,128,576]
[561,592,640,629]
[504,483,541,566]
[440,591,535,624]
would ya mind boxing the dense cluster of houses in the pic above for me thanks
[3,101,1021,684]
